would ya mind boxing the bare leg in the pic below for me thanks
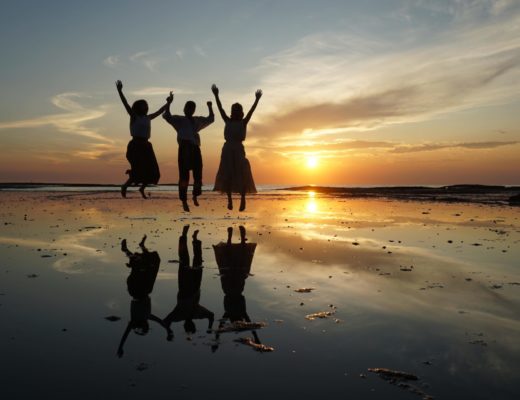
[121,177,132,198]
[239,225,247,244]
[227,191,233,210]
[182,224,190,237]
[239,193,246,212]
[227,227,233,245]
[139,184,148,199]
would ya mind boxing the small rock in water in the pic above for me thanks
[27,274,38,278]
[469,339,488,346]
[305,311,335,321]
[368,368,418,381]
[217,321,267,333]
[368,368,433,399]
[136,363,149,372]
[234,337,274,352]
[105,315,121,322]
[294,287,315,293]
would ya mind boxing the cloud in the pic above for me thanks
[193,45,207,57]
[252,139,395,154]
[250,7,520,140]
[390,141,519,153]
[73,143,121,161]
[129,50,160,72]
[131,86,193,96]
[103,55,120,68]
[0,93,123,163]
[251,137,519,159]
[0,92,111,143]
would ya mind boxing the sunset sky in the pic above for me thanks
[1,0,519,185]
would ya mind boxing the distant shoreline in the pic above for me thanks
[1,182,519,205]
[0,182,518,189]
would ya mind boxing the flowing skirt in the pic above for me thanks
[126,138,160,185]
[213,142,256,194]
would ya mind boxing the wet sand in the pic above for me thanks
[0,190,519,399]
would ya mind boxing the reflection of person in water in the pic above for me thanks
[213,226,261,349]
[164,225,214,335]
[117,235,172,357]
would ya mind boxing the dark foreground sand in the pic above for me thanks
[0,191,519,399]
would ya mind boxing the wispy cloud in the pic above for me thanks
[252,138,519,157]
[103,55,120,68]
[193,45,207,57]
[0,92,123,163]
[251,5,520,141]
[0,92,111,143]
[129,50,160,72]
[390,141,519,153]
[131,86,193,96]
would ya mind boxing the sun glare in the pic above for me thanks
[306,156,318,169]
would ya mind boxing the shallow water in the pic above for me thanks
[0,191,519,399]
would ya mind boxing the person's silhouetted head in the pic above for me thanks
[184,319,196,334]
[230,103,244,120]
[184,101,196,117]
[132,99,148,116]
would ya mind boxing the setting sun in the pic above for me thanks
[306,156,319,169]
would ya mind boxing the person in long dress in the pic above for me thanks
[211,84,262,211]
[116,80,171,199]
[212,226,264,351]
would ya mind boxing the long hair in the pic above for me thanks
[230,103,244,120]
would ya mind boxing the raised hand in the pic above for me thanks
[255,89,263,100]
[166,91,173,104]
[211,84,219,95]
[207,101,213,107]
[116,80,123,91]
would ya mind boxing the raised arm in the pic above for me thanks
[116,80,132,116]
[162,92,175,124]
[211,84,229,121]
[207,101,214,120]
[148,92,173,120]
[196,101,215,131]
[244,89,262,124]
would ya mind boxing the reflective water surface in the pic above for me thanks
[0,191,519,399]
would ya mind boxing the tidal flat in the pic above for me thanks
[0,190,519,399]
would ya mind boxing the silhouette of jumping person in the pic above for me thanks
[211,85,261,211]
[163,94,214,212]
[116,80,172,199]
[163,225,214,335]
[212,226,262,351]
[117,235,172,357]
